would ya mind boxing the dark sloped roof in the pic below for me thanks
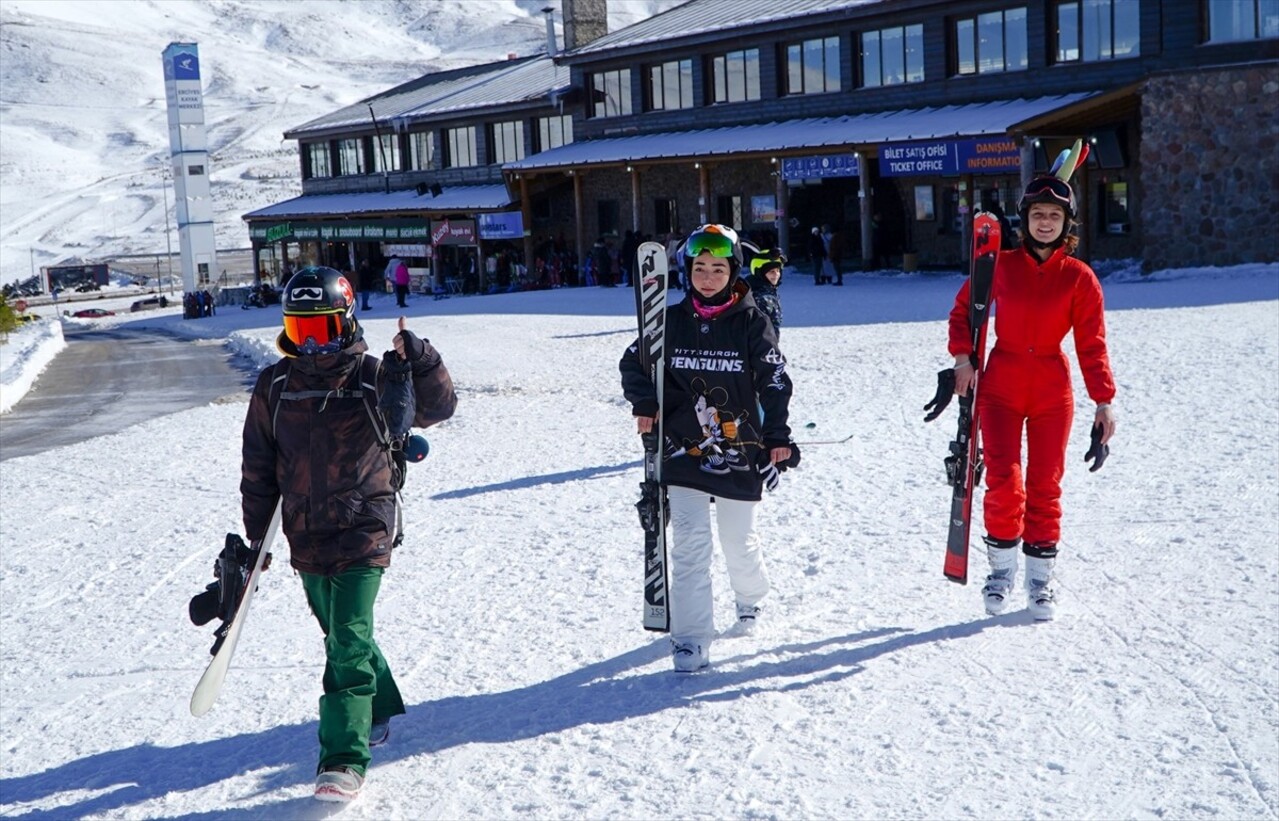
[504,94,1096,169]
[564,0,882,58]
[242,185,513,220]
[284,56,569,139]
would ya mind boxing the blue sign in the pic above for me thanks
[955,137,1020,174]
[478,211,524,240]
[781,154,860,180]
[880,138,1021,176]
[879,141,955,176]
[174,51,200,80]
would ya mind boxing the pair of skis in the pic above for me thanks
[632,241,672,632]
[937,213,1000,584]
[932,138,1090,583]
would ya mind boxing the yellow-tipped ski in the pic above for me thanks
[1055,138,1085,182]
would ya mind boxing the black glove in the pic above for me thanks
[379,351,415,439]
[923,368,956,422]
[1084,423,1109,472]
[767,437,798,470]
[763,440,801,472]
[397,329,426,361]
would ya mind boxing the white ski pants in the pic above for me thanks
[667,485,770,646]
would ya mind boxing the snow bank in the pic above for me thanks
[0,319,66,413]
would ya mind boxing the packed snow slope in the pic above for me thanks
[0,0,680,287]
[1,263,1276,819]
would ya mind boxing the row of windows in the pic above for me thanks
[304,115,573,179]
[589,0,1275,117]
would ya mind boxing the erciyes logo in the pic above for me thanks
[290,286,324,300]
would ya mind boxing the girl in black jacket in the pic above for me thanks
[620,225,795,672]
[744,249,785,337]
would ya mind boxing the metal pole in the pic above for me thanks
[161,168,175,294]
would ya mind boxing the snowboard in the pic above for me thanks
[943,212,1000,584]
[632,240,671,632]
[190,501,282,716]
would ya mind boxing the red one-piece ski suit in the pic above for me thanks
[949,246,1115,547]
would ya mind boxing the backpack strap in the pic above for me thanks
[357,353,391,449]
[268,354,391,448]
[268,359,291,440]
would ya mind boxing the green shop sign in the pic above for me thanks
[251,219,429,243]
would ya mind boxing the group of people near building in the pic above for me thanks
[182,289,217,319]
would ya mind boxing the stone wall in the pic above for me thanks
[1140,63,1278,271]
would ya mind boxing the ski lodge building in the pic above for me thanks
[243,0,1277,287]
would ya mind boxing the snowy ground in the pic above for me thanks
[1,264,1277,819]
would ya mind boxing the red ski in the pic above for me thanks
[942,212,1000,584]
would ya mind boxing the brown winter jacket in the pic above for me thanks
[240,333,456,575]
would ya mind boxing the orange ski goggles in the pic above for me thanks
[283,311,344,354]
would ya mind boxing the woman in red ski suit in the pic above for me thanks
[949,176,1116,620]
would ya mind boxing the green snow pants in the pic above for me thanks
[300,566,406,776]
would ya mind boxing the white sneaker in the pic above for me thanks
[315,766,364,802]
[671,641,709,672]
[735,602,761,633]
[1025,554,1058,621]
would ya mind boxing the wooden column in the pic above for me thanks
[631,166,642,234]
[698,163,710,225]
[859,155,873,269]
[1075,159,1090,263]
[775,161,789,255]
[519,174,534,275]
[573,171,585,266]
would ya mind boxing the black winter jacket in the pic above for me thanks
[744,272,782,336]
[240,331,456,575]
[620,281,793,502]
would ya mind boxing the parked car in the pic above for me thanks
[130,296,169,312]
[73,307,115,318]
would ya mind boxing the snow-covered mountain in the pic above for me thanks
[0,0,680,287]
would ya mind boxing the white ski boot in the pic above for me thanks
[1025,551,1059,621]
[735,601,761,634]
[981,536,1020,615]
[671,641,710,672]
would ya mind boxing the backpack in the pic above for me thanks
[266,353,407,543]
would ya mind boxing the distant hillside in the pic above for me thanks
[0,0,680,286]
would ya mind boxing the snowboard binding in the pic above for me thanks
[188,533,271,656]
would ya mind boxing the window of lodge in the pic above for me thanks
[536,114,574,152]
[955,8,1028,75]
[445,126,478,168]
[1056,0,1141,62]
[711,49,761,103]
[591,68,633,118]
[862,24,924,86]
[490,120,525,165]
[786,37,841,94]
[647,59,694,110]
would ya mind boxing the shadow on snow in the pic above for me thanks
[0,615,1031,819]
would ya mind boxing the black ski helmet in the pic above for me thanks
[748,248,787,279]
[1018,175,1077,220]
[279,266,357,355]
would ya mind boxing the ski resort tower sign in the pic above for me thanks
[162,43,217,295]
